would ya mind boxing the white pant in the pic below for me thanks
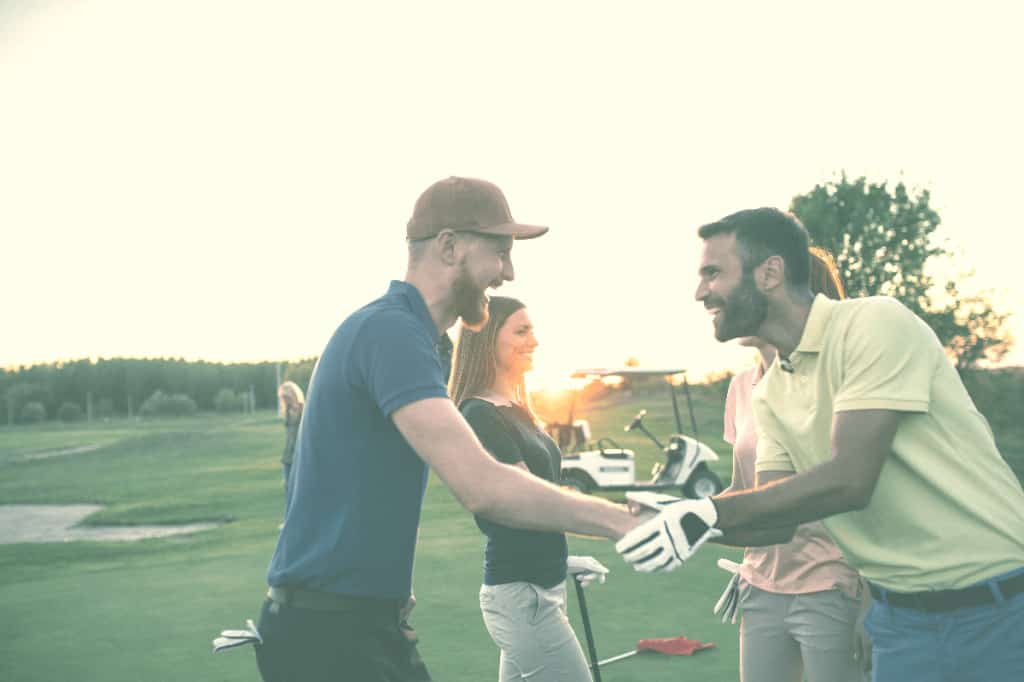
[740,583,865,682]
[479,581,593,682]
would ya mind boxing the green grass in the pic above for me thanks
[1,386,1020,682]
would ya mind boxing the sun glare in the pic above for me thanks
[668,372,689,386]
[527,369,586,396]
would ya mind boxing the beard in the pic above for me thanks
[712,271,768,342]
[453,262,489,332]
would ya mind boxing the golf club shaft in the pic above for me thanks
[597,649,639,667]
[573,578,603,682]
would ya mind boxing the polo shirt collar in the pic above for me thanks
[387,280,448,344]
[793,294,837,354]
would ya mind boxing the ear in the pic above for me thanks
[436,230,459,266]
[757,255,785,292]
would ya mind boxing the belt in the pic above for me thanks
[267,586,401,613]
[869,571,1024,613]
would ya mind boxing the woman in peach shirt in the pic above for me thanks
[723,247,870,682]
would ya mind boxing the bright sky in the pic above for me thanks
[3,1,1022,390]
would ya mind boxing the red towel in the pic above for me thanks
[636,635,715,656]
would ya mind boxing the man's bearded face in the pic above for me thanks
[707,268,768,342]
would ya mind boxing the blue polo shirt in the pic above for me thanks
[267,280,453,599]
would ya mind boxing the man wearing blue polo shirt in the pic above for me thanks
[254,177,639,682]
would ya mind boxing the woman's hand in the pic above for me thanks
[567,555,609,588]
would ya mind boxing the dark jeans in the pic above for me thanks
[255,596,432,682]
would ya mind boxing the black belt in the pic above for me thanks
[869,571,1024,613]
[267,586,402,613]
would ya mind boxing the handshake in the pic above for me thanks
[615,492,722,572]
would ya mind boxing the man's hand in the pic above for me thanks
[615,495,722,572]
[566,555,609,588]
[399,593,418,643]
[399,593,416,623]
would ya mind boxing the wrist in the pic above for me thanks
[705,496,721,526]
[708,494,733,531]
[611,505,640,541]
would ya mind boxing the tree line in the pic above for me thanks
[0,357,316,424]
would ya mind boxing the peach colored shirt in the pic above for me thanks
[724,365,861,599]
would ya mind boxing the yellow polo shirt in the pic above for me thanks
[753,294,1024,592]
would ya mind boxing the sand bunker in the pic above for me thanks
[0,504,220,544]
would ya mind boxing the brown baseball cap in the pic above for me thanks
[407,177,549,241]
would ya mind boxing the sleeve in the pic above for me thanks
[751,388,795,474]
[723,374,739,445]
[753,421,795,474]
[357,312,450,416]
[832,299,935,414]
[461,402,524,466]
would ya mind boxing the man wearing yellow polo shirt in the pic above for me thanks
[615,208,1024,681]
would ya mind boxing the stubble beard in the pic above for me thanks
[714,271,768,342]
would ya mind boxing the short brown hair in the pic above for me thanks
[698,208,811,288]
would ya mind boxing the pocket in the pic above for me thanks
[820,588,862,620]
[480,583,538,624]
[479,583,539,652]
[863,597,896,643]
[526,583,554,626]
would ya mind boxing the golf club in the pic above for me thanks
[572,577,603,682]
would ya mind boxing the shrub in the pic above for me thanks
[213,388,244,413]
[95,397,115,419]
[57,402,84,422]
[20,401,46,423]
[139,390,197,417]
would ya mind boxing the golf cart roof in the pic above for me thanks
[570,368,687,379]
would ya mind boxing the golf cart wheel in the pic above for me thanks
[561,474,592,494]
[682,465,723,499]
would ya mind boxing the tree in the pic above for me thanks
[57,402,84,422]
[20,401,46,424]
[790,175,1013,368]
[213,388,245,413]
[5,383,50,423]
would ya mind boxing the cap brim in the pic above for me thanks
[476,222,549,240]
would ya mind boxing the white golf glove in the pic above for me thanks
[713,558,742,624]
[615,492,722,573]
[567,555,609,588]
[624,491,685,514]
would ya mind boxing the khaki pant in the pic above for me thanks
[479,581,592,682]
[739,583,864,682]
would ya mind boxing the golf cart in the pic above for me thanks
[554,368,724,500]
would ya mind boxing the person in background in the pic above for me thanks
[450,295,608,682]
[276,380,304,510]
